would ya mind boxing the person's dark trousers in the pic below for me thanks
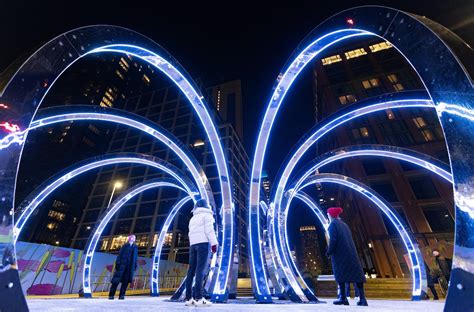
[109,270,131,299]
[345,282,360,298]
[185,242,210,300]
[428,285,439,300]
[356,282,368,305]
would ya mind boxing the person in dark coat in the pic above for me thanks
[432,249,452,283]
[326,207,368,306]
[109,235,138,300]
[424,261,439,300]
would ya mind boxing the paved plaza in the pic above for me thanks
[27,296,445,312]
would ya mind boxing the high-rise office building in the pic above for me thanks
[297,226,328,277]
[312,38,454,278]
[70,79,251,277]
[15,54,155,246]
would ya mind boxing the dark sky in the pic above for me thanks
[3,1,472,246]
[2,0,472,154]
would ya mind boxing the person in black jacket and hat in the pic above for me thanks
[109,234,138,300]
[326,207,368,306]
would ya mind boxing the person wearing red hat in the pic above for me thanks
[326,207,368,306]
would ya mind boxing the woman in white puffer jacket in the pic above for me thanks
[184,199,218,307]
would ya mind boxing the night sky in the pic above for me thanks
[2,1,472,247]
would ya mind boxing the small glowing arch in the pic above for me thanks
[275,173,426,301]
[82,178,189,296]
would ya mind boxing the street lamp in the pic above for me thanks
[107,181,123,208]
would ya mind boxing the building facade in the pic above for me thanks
[70,79,251,277]
[296,225,330,277]
[15,54,156,246]
[312,38,454,278]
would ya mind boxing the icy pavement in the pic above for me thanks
[27,296,445,312]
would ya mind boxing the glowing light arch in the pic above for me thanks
[151,196,193,296]
[290,174,425,300]
[0,25,233,307]
[82,178,188,296]
[249,7,473,307]
[272,145,452,299]
[260,95,434,302]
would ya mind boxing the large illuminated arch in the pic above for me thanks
[13,153,199,243]
[82,178,189,296]
[258,95,434,301]
[0,25,233,308]
[271,145,453,300]
[283,174,425,301]
[249,7,473,308]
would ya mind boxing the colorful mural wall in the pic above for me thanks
[16,241,188,296]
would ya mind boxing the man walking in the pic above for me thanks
[326,207,368,306]
[109,234,138,300]
[185,199,218,307]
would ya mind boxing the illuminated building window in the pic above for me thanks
[386,109,395,120]
[136,235,149,247]
[412,117,434,141]
[387,74,405,91]
[164,232,173,246]
[110,235,128,250]
[344,48,367,59]
[152,233,158,247]
[369,41,393,53]
[142,74,151,86]
[420,129,435,142]
[48,210,66,221]
[115,70,125,80]
[413,117,427,128]
[46,222,59,231]
[322,54,342,65]
[362,78,380,89]
[338,94,357,105]
[100,96,113,108]
[119,57,130,72]
[351,127,371,141]
[101,238,109,251]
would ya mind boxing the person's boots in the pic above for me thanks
[357,283,368,306]
[333,298,349,305]
[334,283,349,305]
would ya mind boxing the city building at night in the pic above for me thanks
[70,79,252,277]
[296,225,329,277]
[15,54,156,246]
[312,38,454,278]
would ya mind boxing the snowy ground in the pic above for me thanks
[27,296,445,312]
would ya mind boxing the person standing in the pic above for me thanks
[424,261,439,300]
[326,207,368,306]
[432,249,452,283]
[184,199,218,307]
[109,235,138,300]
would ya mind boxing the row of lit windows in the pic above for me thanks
[349,116,440,144]
[338,74,404,105]
[48,210,66,221]
[322,41,393,66]
[101,232,174,251]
